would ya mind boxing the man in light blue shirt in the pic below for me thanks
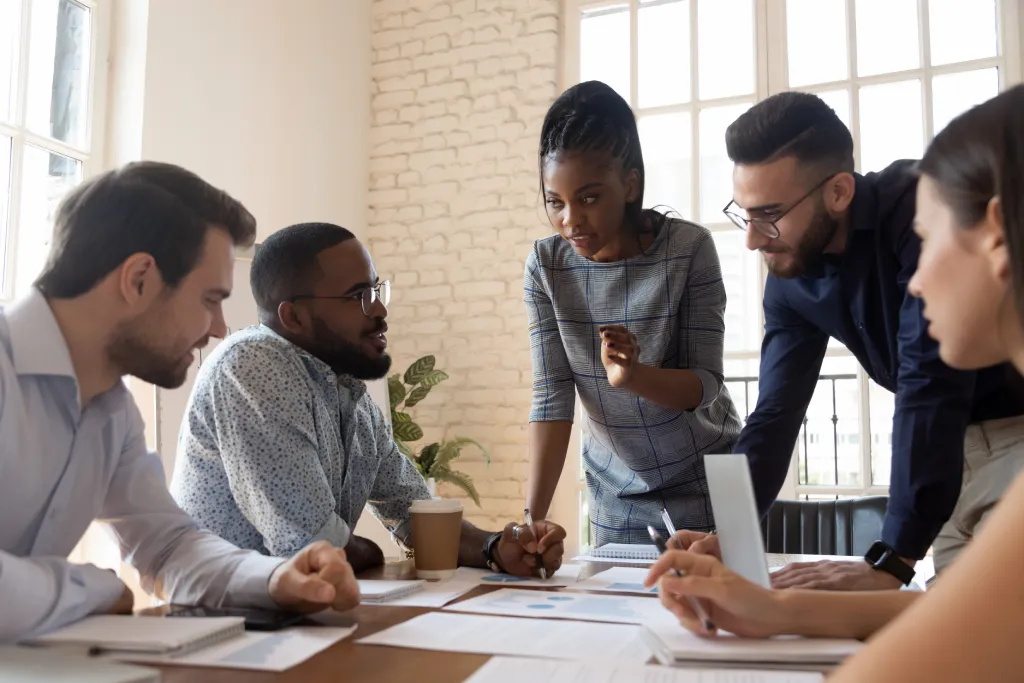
[172,223,568,575]
[0,163,360,643]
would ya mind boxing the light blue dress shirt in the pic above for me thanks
[0,290,283,643]
[171,325,431,557]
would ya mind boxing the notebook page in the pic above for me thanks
[29,616,244,652]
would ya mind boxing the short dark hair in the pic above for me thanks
[539,80,666,233]
[35,161,257,298]
[725,92,854,173]
[250,222,356,323]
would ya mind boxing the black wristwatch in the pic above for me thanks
[483,531,504,573]
[864,540,916,585]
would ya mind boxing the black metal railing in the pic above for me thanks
[725,373,858,487]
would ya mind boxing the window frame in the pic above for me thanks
[560,0,1022,547]
[0,0,110,303]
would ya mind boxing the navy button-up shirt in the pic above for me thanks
[734,160,1024,559]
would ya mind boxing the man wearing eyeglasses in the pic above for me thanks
[676,92,1024,591]
[170,223,566,578]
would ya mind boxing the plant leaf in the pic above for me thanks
[419,370,449,388]
[434,437,491,470]
[419,442,440,475]
[403,385,431,408]
[393,411,412,423]
[393,421,423,442]
[431,467,482,507]
[388,375,406,408]
[404,356,435,385]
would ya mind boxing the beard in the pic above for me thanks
[108,318,200,389]
[764,205,840,279]
[307,316,392,380]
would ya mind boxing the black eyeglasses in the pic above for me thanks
[723,173,838,240]
[289,280,391,316]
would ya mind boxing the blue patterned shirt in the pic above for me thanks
[170,325,431,557]
[526,219,743,544]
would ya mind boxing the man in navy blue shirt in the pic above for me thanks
[711,93,1024,590]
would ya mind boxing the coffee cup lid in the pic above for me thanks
[410,497,463,513]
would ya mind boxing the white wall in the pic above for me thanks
[104,0,374,468]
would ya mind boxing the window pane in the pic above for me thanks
[0,0,20,123]
[713,230,761,354]
[798,375,861,487]
[638,0,690,108]
[869,379,895,486]
[815,88,851,132]
[0,135,10,286]
[699,102,751,222]
[697,0,754,100]
[638,112,692,220]
[929,0,997,67]
[15,145,81,296]
[580,5,630,104]
[932,68,999,136]
[786,0,847,87]
[855,0,919,77]
[724,358,760,420]
[26,0,92,148]
[859,80,923,173]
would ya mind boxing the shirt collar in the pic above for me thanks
[5,288,77,379]
[257,324,368,398]
[849,173,879,232]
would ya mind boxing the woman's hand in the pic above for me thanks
[600,325,640,388]
[645,551,789,639]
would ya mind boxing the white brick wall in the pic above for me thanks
[369,0,560,529]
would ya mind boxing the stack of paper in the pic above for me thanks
[465,656,825,683]
[566,566,660,595]
[25,616,245,657]
[574,543,659,565]
[357,580,425,603]
[0,646,160,683]
[642,618,862,670]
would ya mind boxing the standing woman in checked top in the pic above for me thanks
[523,81,742,545]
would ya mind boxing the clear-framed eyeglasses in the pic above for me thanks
[289,279,391,316]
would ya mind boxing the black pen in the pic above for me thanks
[648,525,715,632]
[524,508,547,580]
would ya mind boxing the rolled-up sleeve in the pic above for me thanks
[678,231,728,410]
[525,246,576,422]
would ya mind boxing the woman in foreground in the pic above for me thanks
[646,84,1024,681]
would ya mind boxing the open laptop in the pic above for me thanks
[703,454,772,588]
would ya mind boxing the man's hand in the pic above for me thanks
[644,551,786,639]
[670,530,721,559]
[344,535,385,574]
[496,520,567,577]
[268,541,360,613]
[771,559,905,591]
[600,325,640,388]
[107,581,134,615]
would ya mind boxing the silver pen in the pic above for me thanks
[524,508,547,580]
[648,525,715,632]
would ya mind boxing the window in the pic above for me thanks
[564,0,1020,547]
[0,0,104,302]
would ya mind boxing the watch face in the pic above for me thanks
[865,541,889,563]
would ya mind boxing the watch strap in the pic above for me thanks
[865,542,915,585]
[483,531,504,573]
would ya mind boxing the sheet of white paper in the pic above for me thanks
[465,656,825,683]
[109,626,355,672]
[573,553,656,565]
[359,576,478,608]
[453,563,582,587]
[566,566,660,595]
[642,619,861,666]
[358,612,652,663]
[444,587,664,625]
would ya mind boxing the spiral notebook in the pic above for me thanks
[358,580,426,603]
[588,543,660,561]
[26,616,245,658]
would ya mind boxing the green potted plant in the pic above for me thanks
[389,355,491,505]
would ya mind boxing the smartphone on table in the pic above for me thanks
[166,605,307,631]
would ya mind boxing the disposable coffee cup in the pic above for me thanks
[410,498,463,579]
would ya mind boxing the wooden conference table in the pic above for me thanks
[151,554,927,683]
